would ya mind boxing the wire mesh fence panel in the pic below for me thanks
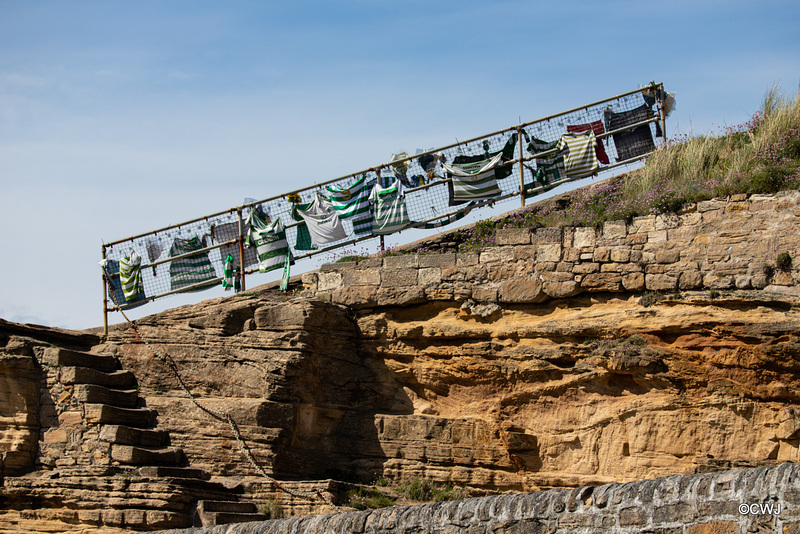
[101,83,669,327]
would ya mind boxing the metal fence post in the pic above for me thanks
[517,126,525,207]
[237,207,246,292]
[102,244,108,336]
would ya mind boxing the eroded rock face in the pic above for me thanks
[94,289,800,493]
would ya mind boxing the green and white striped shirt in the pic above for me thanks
[327,175,373,236]
[168,236,218,292]
[246,212,292,273]
[369,179,410,235]
[556,131,599,180]
[119,250,145,302]
[442,151,504,201]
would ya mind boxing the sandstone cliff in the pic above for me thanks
[2,190,800,533]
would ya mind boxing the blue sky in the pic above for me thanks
[1,0,798,329]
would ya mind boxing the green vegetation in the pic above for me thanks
[776,252,792,272]
[260,497,284,519]
[345,477,471,510]
[457,86,800,252]
[394,477,469,503]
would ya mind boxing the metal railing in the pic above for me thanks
[100,82,668,333]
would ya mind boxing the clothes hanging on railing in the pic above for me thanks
[290,202,315,251]
[556,130,599,179]
[222,254,241,292]
[100,258,147,310]
[326,175,373,237]
[443,133,517,205]
[293,191,347,247]
[210,221,259,269]
[527,136,566,185]
[442,151,504,202]
[370,179,411,235]
[119,250,146,303]
[567,121,610,165]
[245,212,293,273]
[144,236,165,276]
[168,235,217,292]
[605,104,656,161]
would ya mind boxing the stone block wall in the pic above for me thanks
[35,347,115,469]
[302,192,800,309]
[159,462,800,533]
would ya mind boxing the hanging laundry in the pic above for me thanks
[145,236,165,276]
[290,202,316,250]
[527,135,565,187]
[293,192,347,247]
[210,220,259,269]
[246,211,293,273]
[443,133,517,205]
[567,121,610,165]
[442,151,505,201]
[326,175,373,237]
[605,104,657,161]
[100,259,146,310]
[168,235,218,292]
[556,131,599,180]
[119,250,146,303]
[222,254,241,292]
[369,179,411,235]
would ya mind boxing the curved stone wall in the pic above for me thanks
[159,462,799,533]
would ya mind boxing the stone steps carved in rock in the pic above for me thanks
[99,424,170,447]
[111,444,185,466]
[138,466,212,481]
[73,383,139,407]
[60,366,136,388]
[194,500,267,527]
[84,403,157,428]
[44,348,118,372]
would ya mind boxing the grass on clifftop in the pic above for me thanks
[455,86,800,252]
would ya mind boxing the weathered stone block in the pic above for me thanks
[573,227,596,248]
[457,253,479,266]
[573,262,600,274]
[646,274,677,291]
[514,245,538,261]
[535,227,563,244]
[593,247,610,262]
[480,247,515,264]
[538,244,562,263]
[418,267,442,285]
[562,248,580,262]
[679,271,703,289]
[656,249,681,264]
[622,272,645,291]
[301,271,318,290]
[495,228,532,245]
[603,220,627,240]
[382,268,418,288]
[499,278,546,303]
[331,286,378,308]
[343,267,381,286]
[376,287,426,306]
[580,273,622,292]
[543,281,579,298]
[697,199,726,212]
[610,248,631,263]
[703,273,734,289]
[383,255,419,269]
[317,271,343,291]
[418,253,456,268]
[472,286,498,303]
